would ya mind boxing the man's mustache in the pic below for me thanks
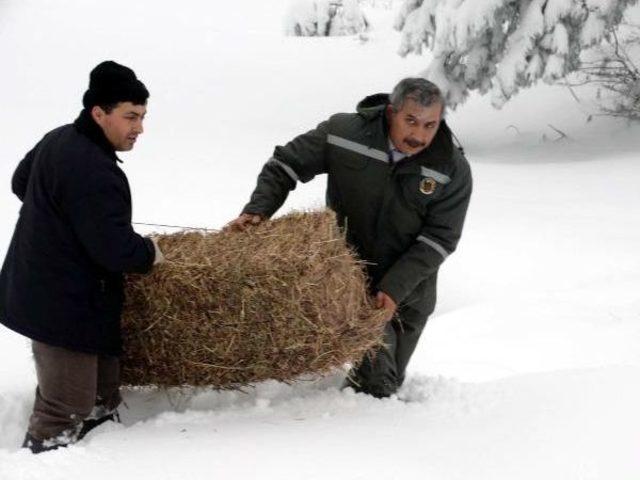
[404,138,426,149]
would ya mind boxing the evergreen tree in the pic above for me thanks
[285,0,368,37]
[395,0,639,107]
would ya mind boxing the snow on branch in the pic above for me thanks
[285,0,369,37]
[395,0,639,108]
[570,21,640,120]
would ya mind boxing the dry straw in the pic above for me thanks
[121,210,387,388]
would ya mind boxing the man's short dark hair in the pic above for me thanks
[389,78,445,114]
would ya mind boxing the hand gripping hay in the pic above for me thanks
[121,210,387,387]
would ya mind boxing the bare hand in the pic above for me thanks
[376,291,397,322]
[224,213,264,232]
[151,237,165,265]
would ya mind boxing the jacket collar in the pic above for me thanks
[73,109,122,163]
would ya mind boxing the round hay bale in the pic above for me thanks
[121,210,386,388]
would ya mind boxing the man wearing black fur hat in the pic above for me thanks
[0,61,164,453]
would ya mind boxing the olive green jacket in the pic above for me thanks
[242,94,472,313]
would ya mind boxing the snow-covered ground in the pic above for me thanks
[1,1,639,478]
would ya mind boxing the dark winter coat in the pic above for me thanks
[243,94,472,313]
[0,110,155,355]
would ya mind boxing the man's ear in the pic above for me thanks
[385,103,396,122]
[90,105,106,126]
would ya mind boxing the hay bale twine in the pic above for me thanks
[121,210,386,388]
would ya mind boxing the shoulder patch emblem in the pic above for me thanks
[419,177,437,195]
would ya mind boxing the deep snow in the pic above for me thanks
[0,1,639,479]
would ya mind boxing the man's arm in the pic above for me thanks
[11,147,37,202]
[61,163,155,274]
[377,160,472,305]
[240,120,330,219]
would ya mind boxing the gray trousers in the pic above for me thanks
[348,306,429,397]
[28,341,121,442]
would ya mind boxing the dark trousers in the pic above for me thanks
[28,340,121,442]
[348,306,429,398]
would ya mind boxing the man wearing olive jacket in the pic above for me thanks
[0,61,164,453]
[228,78,472,399]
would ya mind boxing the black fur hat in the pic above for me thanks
[82,60,149,109]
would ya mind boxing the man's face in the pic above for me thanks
[386,99,443,156]
[92,102,146,151]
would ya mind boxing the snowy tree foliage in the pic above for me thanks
[573,20,640,120]
[285,0,368,37]
[395,0,639,108]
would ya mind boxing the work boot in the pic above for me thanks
[22,433,61,454]
[78,406,120,440]
[21,427,78,454]
[341,375,397,399]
